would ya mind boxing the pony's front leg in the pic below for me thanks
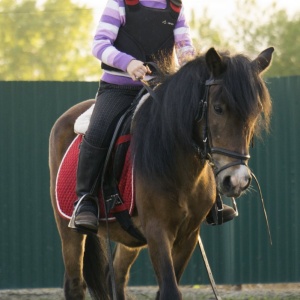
[172,230,199,283]
[60,225,87,300]
[111,244,141,300]
[135,180,185,299]
[144,220,182,300]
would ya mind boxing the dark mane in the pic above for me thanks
[131,52,271,187]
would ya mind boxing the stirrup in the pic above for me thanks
[68,194,99,234]
[205,196,238,225]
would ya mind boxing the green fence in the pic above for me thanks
[0,77,299,289]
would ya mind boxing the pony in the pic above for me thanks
[49,47,273,300]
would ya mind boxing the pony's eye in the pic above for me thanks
[214,105,223,114]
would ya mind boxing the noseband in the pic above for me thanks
[194,78,250,176]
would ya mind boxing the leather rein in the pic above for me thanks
[194,78,250,176]
[137,76,271,300]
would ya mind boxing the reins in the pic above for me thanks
[251,172,272,245]
[104,67,271,300]
[146,72,272,292]
[100,63,166,300]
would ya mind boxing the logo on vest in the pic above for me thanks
[162,20,174,26]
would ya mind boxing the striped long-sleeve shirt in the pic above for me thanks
[92,0,195,85]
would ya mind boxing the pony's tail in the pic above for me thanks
[83,234,110,300]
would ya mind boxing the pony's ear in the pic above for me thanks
[252,47,274,73]
[205,48,226,77]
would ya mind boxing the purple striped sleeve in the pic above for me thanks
[92,0,134,71]
[174,6,195,65]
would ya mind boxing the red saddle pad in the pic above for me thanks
[55,135,134,221]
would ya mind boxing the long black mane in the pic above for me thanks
[131,52,271,187]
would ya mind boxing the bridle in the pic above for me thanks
[194,78,272,245]
[194,78,250,176]
[139,63,251,176]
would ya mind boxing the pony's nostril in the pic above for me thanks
[244,175,252,189]
[223,176,232,190]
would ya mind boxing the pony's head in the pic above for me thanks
[197,47,274,197]
[132,47,273,198]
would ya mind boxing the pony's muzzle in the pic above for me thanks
[223,172,251,191]
[218,165,252,198]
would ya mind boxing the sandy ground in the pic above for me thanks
[0,284,300,299]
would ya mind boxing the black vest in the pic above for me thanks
[101,0,182,72]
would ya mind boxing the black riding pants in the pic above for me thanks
[84,81,143,148]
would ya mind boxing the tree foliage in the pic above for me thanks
[189,0,300,77]
[0,0,299,80]
[0,0,100,80]
[189,9,233,54]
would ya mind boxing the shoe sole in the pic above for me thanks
[74,221,98,234]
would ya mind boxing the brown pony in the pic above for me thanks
[49,48,273,300]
